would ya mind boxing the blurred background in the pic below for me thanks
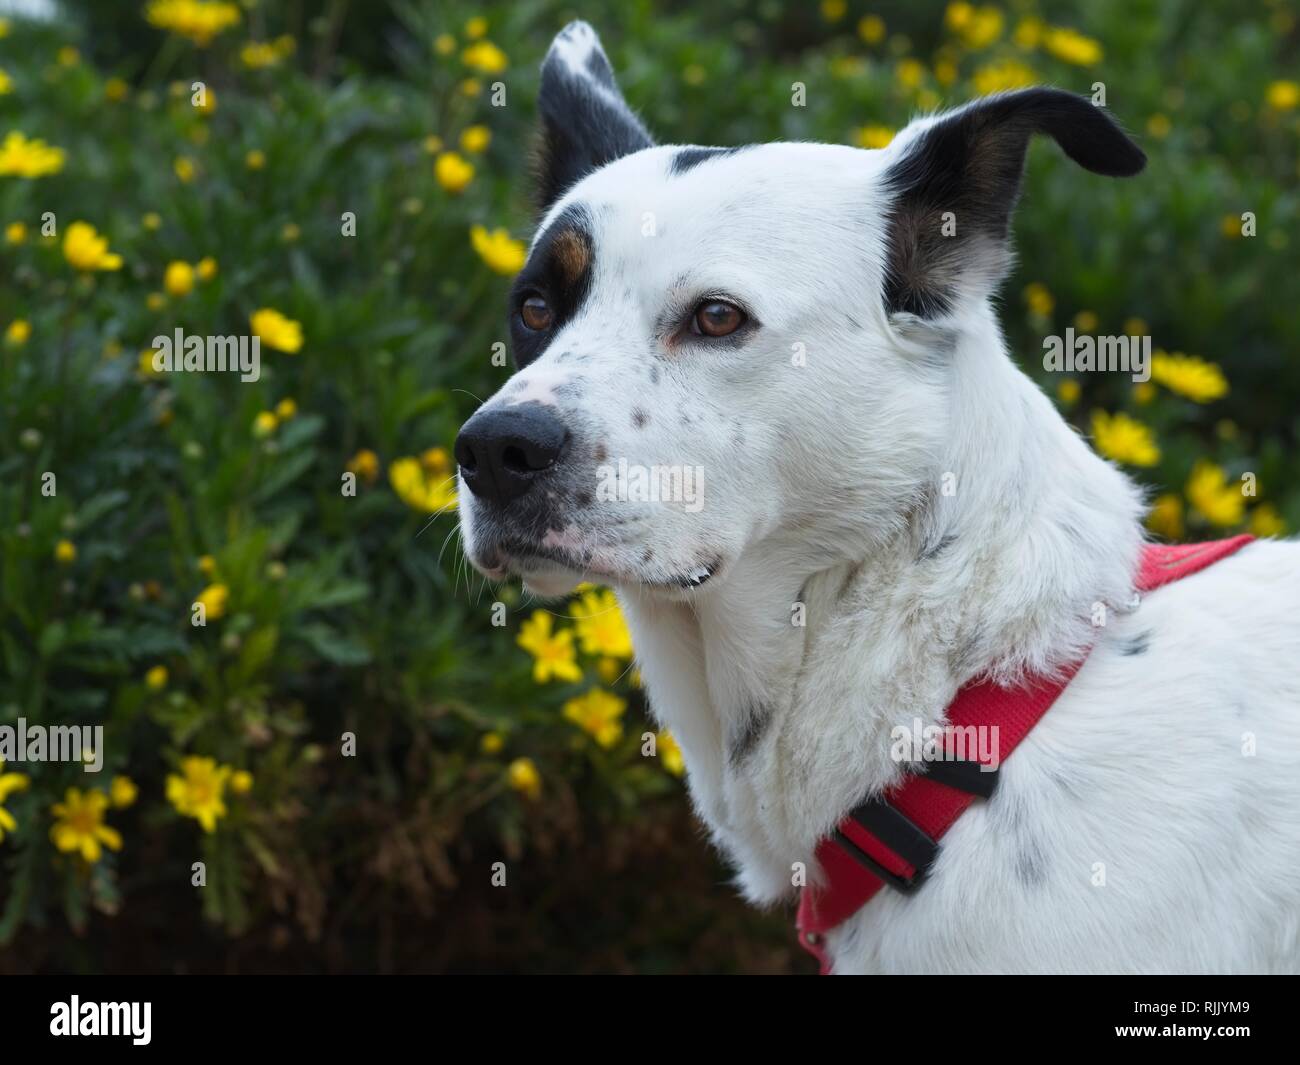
[0,0,1296,974]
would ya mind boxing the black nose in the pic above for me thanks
[455,404,570,507]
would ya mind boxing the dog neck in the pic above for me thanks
[619,305,1145,901]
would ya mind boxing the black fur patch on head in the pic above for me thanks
[882,88,1146,318]
[669,146,741,175]
[508,204,595,369]
[533,22,654,212]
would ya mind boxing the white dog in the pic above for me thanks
[456,22,1300,973]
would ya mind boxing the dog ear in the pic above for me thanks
[881,88,1145,319]
[533,21,654,212]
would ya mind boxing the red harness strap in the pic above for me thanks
[796,535,1255,972]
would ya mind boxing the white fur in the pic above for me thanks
[459,26,1300,973]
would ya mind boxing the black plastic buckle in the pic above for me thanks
[831,757,999,895]
[832,798,939,895]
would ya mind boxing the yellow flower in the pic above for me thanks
[50,788,122,862]
[569,588,634,658]
[145,665,169,691]
[194,85,216,115]
[506,757,541,800]
[388,454,458,513]
[462,40,507,74]
[274,398,297,422]
[563,688,627,748]
[1150,352,1228,403]
[230,769,253,794]
[1133,381,1156,405]
[1250,504,1286,538]
[1220,213,1244,239]
[196,255,217,280]
[145,0,241,47]
[896,58,926,90]
[166,756,231,832]
[163,260,195,297]
[858,15,886,44]
[1056,379,1080,405]
[1074,309,1099,333]
[1023,282,1054,317]
[0,760,31,843]
[55,539,76,564]
[1042,27,1103,66]
[434,34,456,56]
[1123,317,1149,337]
[658,730,685,777]
[146,292,166,311]
[1186,461,1244,527]
[820,0,847,22]
[460,78,481,96]
[280,221,301,243]
[853,125,895,149]
[1013,16,1044,49]
[105,76,129,102]
[972,58,1036,95]
[1146,113,1171,139]
[173,155,195,182]
[0,131,66,178]
[240,39,293,69]
[517,611,583,684]
[469,224,526,274]
[142,211,162,231]
[198,553,216,575]
[1147,493,1184,540]
[250,307,303,353]
[5,221,25,244]
[110,776,139,809]
[62,220,123,272]
[5,319,30,345]
[952,5,1003,48]
[480,731,505,755]
[459,124,491,153]
[1265,80,1299,110]
[1090,410,1160,467]
[422,135,444,155]
[245,148,266,170]
[56,46,80,67]
[196,582,229,619]
[346,448,380,484]
[435,151,474,193]
[464,16,488,39]
[253,410,278,437]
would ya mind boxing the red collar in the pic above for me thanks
[796,535,1256,972]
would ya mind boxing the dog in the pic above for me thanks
[455,21,1300,973]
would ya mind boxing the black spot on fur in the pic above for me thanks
[1015,837,1048,887]
[882,88,1146,317]
[728,702,772,766]
[649,364,660,385]
[533,23,654,212]
[632,408,649,429]
[669,145,741,175]
[1120,629,1152,656]
[918,533,957,562]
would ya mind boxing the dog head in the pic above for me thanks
[456,21,1145,599]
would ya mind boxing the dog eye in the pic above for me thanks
[692,300,745,338]
[520,295,552,332]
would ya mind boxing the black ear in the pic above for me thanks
[882,88,1146,318]
[533,21,654,212]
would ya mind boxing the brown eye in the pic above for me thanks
[693,300,745,338]
[520,295,552,331]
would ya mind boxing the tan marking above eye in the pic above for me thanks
[551,229,590,285]
[521,295,552,331]
[693,300,745,337]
